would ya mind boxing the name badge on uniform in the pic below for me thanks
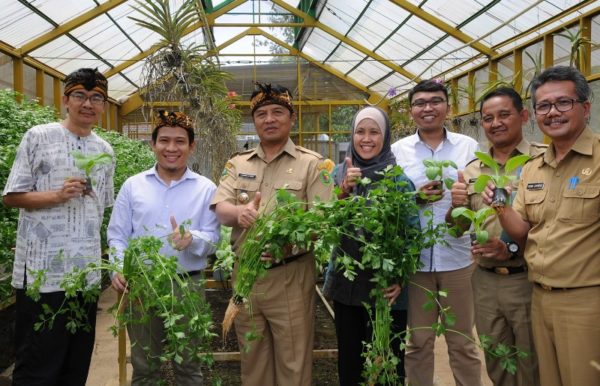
[527,182,544,190]
[238,173,256,179]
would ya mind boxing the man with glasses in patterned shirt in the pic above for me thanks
[483,65,600,386]
[3,68,114,385]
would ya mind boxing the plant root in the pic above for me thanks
[222,296,241,341]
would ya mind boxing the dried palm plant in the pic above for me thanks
[131,0,240,181]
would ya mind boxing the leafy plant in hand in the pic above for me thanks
[423,159,458,191]
[25,234,216,367]
[449,207,496,244]
[216,166,444,384]
[472,151,530,207]
[71,151,113,195]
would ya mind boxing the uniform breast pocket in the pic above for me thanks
[558,184,600,223]
[523,190,547,224]
[233,180,261,205]
[274,180,304,201]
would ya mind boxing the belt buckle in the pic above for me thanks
[494,267,510,275]
[540,283,553,291]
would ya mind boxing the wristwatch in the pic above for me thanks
[506,242,519,259]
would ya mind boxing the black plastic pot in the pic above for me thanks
[83,177,93,196]
[492,187,508,207]
[470,233,477,245]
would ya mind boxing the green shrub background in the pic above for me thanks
[0,90,155,304]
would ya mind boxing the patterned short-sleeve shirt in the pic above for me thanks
[3,122,115,292]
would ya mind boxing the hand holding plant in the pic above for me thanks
[423,159,458,190]
[472,152,530,208]
[71,150,113,195]
[168,216,192,251]
[449,206,496,244]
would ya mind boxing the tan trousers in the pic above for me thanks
[472,268,539,386]
[406,265,482,386]
[128,273,205,386]
[531,284,600,386]
[234,254,316,386]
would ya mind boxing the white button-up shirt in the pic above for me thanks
[108,166,220,273]
[392,128,479,272]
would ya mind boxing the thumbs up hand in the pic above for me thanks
[450,170,468,208]
[341,157,362,194]
[168,215,192,251]
[238,191,261,229]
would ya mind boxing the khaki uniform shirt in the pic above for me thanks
[464,139,546,268]
[211,138,334,248]
[513,128,600,288]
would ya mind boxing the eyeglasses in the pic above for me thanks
[411,97,447,109]
[69,92,106,106]
[534,98,584,115]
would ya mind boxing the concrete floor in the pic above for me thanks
[86,288,492,386]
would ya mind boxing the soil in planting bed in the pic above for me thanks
[161,286,339,385]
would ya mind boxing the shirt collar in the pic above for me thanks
[542,127,594,166]
[413,127,457,146]
[245,138,297,161]
[145,165,198,181]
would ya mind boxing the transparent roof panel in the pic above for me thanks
[34,0,99,25]
[0,3,53,47]
[0,0,596,102]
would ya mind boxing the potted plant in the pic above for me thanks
[71,151,113,195]
[423,159,458,191]
[472,152,530,207]
[450,206,495,244]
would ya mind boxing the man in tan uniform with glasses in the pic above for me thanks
[483,66,600,386]
[211,83,334,385]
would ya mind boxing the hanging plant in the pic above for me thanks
[131,0,241,181]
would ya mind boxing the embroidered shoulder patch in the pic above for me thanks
[221,161,234,181]
[319,169,332,185]
[317,159,335,173]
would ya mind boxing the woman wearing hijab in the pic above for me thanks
[329,106,416,386]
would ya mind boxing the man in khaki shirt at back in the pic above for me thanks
[483,66,600,386]
[211,82,333,385]
[448,87,543,386]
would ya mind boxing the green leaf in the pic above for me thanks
[505,154,531,174]
[425,166,440,180]
[443,177,455,190]
[451,207,473,221]
[474,151,499,175]
[476,230,489,245]
[473,175,492,193]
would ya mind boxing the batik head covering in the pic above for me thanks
[63,68,108,99]
[152,110,195,142]
[250,82,294,114]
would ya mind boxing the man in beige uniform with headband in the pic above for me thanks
[211,83,334,385]
[483,66,600,386]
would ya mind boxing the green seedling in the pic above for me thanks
[71,151,113,195]
[423,159,458,190]
[450,206,495,244]
[472,152,530,207]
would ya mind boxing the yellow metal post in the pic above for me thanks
[36,69,44,105]
[13,57,23,102]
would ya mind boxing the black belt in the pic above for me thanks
[480,265,527,275]
[266,252,307,270]
[535,282,575,291]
